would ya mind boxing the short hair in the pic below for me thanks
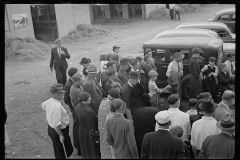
[197,92,212,100]
[136,56,143,62]
[144,55,149,62]
[131,59,139,67]
[167,94,180,105]
[189,98,197,107]
[222,90,235,101]
[106,61,116,68]
[110,99,124,112]
[170,126,183,138]
[209,57,216,62]
[82,66,88,76]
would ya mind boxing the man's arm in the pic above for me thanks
[176,140,185,159]
[106,120,114,146]
[125,121,139,159]
[141,134,149,159]
[166,63,173,77]
[62,47,70,59]
[198,139,207,159]
[190,60,200,79]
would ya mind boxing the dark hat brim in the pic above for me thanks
[79,58,91,65]
[216,121,235,131]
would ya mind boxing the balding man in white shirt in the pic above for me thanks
[42,84,73,159]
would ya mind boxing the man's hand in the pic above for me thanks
[59,135,64,143]
[50,68,53,72]
[60,51,65,55]
[208,72,213,77]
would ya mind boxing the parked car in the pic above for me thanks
[142,36,223,100]
[207,8,235,33]
[154,28,222,39]
[175,22,235,43]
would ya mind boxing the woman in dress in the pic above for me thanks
[98,88,120,159]
[75,92,101,159]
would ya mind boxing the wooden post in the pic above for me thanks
[122,4,129,19]
[105,5,111,19]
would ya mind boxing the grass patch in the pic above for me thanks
[5,32,51,61]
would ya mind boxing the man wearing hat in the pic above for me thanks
[100,61,117,89]
[141,110,185,159]
[189,47,203,99]
[79,57,91,75]
[120,71,140,120]
[104,71,123,94]
[83,65,102,114]
[199,115,235,159]
[214,90,235,121]
[118,58,129,85]
[50,38,71,86]
[191,99,220,158]
[42,84,73,159]
[218,63,231,95]
[69,74,85,154]
[166,51,184,99]
[112,45,121,55]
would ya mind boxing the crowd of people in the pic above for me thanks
[41,38,235,159]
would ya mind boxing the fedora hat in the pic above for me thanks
[86,65,99,73]
[155,110,172,124]
[79,57,91,65]
[201,99,218,112]
[216,115,235,131]
[174,52,185,61]
[49,84,65,94]
[192,47,204,54]
[112,45,121,50]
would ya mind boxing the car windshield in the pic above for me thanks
[227,26,233,33]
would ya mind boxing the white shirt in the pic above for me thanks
[224,60,235,77]
[172,4,180,11]
[149,80,158,95]
[155,108,191,142]
[169,4,174,9]
[186,109,198,116]
[100,60,108,73]
[42,98,70,129]
[128,81,133,88]
[166,60,183,77]
[191,116,221,150]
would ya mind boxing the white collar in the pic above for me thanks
[51,98,62,105]
[158,128,170,131]
[131,69,139,72]
[128,81,133,88]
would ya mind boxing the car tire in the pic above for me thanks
[182,78,190,100]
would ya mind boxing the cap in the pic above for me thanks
[148,70,158,77]
[109,88,120,98]
[49,84,65,94]
[192,47,204,54]
[129,71,139,80]
[113,45,121,50]
[78,92,91,102]
[119,58,129,66]
[68,67,78,77]
[155,110,172,124]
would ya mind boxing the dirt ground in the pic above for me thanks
[5,4,234,158]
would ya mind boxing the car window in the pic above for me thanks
[213,29,229,38]
[152,49,166,62]
[230,14,235,21]
[217,14,229,21]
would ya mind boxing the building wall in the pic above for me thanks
[5,4,35,38]
[54,4,75,38]
[72,4,91,28]
[145,4,166,19]
[5,5,10,32]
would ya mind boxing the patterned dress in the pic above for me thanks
[98,98,115,159]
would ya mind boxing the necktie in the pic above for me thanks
[177,62,180,73]
[58,47,61,59]
[231,62,233,73]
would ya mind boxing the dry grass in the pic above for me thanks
[62,24,111,43]
[179,4,202,13]
[148,7,168,19]
[5,33,51,61]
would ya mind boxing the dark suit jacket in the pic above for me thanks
[84,77,102,114]
[120,82,133,110]
[50,46,70,70]
[218,71,230,92]
[213,102,231,121]
[141,129,185,159]
[198,132,235,159]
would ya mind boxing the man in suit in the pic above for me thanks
[189,48,203,99]
[83,65,102,114]
[141,110,185,159]
[214,90,235,121]
[198,115,235,159]
[50,38,71,86]
[120,71,139,121]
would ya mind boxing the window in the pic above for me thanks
[230,14,235,21]
[217,14,229,21]
[150,49,166,62]
[214,29,229,38]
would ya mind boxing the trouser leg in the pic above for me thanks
[59,65,67,86]
[55,69,63,85]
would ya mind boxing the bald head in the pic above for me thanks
[222,90,235,101]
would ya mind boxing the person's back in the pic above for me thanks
[106,113,137,158]
[199,133,235,159]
